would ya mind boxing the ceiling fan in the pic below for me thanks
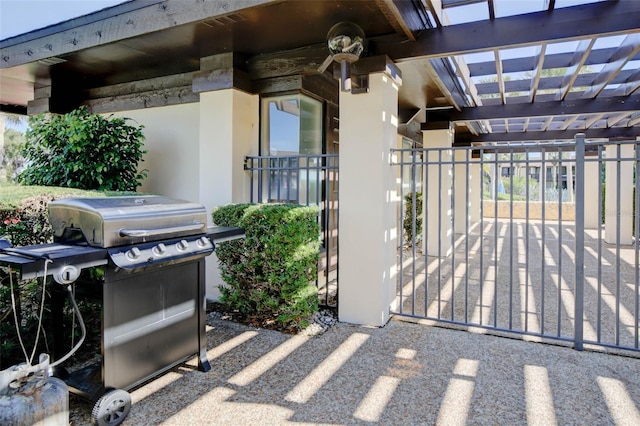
[318,22,366,92]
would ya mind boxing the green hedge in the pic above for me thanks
[1,187,120,369]
[212,203,320,332]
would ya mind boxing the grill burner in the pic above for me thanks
[0,196,244,425]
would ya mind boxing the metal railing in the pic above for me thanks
[391,135,639,354]
[244,154,339,308]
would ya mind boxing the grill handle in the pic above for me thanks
[118,222,206,238]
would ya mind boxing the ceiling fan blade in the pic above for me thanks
[317,55,334,73]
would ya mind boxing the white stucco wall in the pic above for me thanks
[198,90,258,215]
[111,94,258,301]
[114,103,200,203]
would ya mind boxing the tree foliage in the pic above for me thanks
[18,107,147,191]
[2,128,26,181]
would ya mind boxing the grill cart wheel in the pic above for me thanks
[92,389,131,426]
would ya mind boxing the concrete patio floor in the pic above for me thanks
[70,315,640,425]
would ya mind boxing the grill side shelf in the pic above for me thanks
[0,244,108,281]
[206,226,245,243]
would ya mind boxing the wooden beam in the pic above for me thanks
[192,68,253,93]
[247,44,328,80]
[455,126,640,143]
[84,85,198,113]
[1,0,280,68]
[494,50,506,104]
[376,0,432,40]
[612,68,640,97]
[423,0,444,28]
[253,74,338,104]
[468,47,640,77]
[581,34,640,99]
[475,69,636,95]
[0,104,27,115]
[244,1,640,81]
[372,1,640,61]
[27,98,50,115]
[528,44,546,103]
[87,72,194,98]
[253,75,304,94]
[556,39,594,101]
[450,95,640,122]
[350,55,402,85]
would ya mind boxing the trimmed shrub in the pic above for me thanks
[212,203,320,332]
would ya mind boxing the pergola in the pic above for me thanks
[1,0,639,145]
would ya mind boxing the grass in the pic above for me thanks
[0,184,134,208]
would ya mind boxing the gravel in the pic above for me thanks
[68,313,639,425]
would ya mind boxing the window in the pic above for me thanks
[260,94,323,203]
[501,166,514,177]
[261,94,323,156]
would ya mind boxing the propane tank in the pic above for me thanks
[0,354,69,426]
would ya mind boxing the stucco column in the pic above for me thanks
[199,89,258,299]
[422,128,453,257]
[605,143,634,245]
[454,148,471,233]
[338,72,400,326]
[584,158,600,229]
[469,160,481,223]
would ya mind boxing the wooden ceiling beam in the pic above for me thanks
[556,39,594,101]
[450,95,640,121]
[581,34,640,99]
[373,1,640,62]
[376,0,433,41]
[528,44,546,103]
[468,47,640,77]
[493,50,506,104]
[455,126,640,143]
[474,69,635,95]
[0,0,279,68]
[611,69,640,97]
[628,114,640,127]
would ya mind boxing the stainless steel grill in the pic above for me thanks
[49,196,215,272]
[49,195,208,248]
[0,195,244,426]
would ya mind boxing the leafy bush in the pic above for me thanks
[403,192,422,244]
[18,106,147,191]
[212,203,320,332]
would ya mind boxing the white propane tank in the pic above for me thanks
[0,354,69,426]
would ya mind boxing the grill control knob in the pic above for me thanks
[153,243,167,256]
[196,237,210,248]
[176,240,189,252]
[126,247,141,260]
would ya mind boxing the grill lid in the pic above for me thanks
[49,196,208,248]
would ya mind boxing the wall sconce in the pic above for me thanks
[319,22,367,93]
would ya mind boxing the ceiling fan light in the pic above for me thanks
[327,21,365,63]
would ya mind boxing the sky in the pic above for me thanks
[0,0,126,41]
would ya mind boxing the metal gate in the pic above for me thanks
[244,154,339,307]
[391,135,639,353]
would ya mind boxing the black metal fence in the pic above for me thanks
[391,135,639,354]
